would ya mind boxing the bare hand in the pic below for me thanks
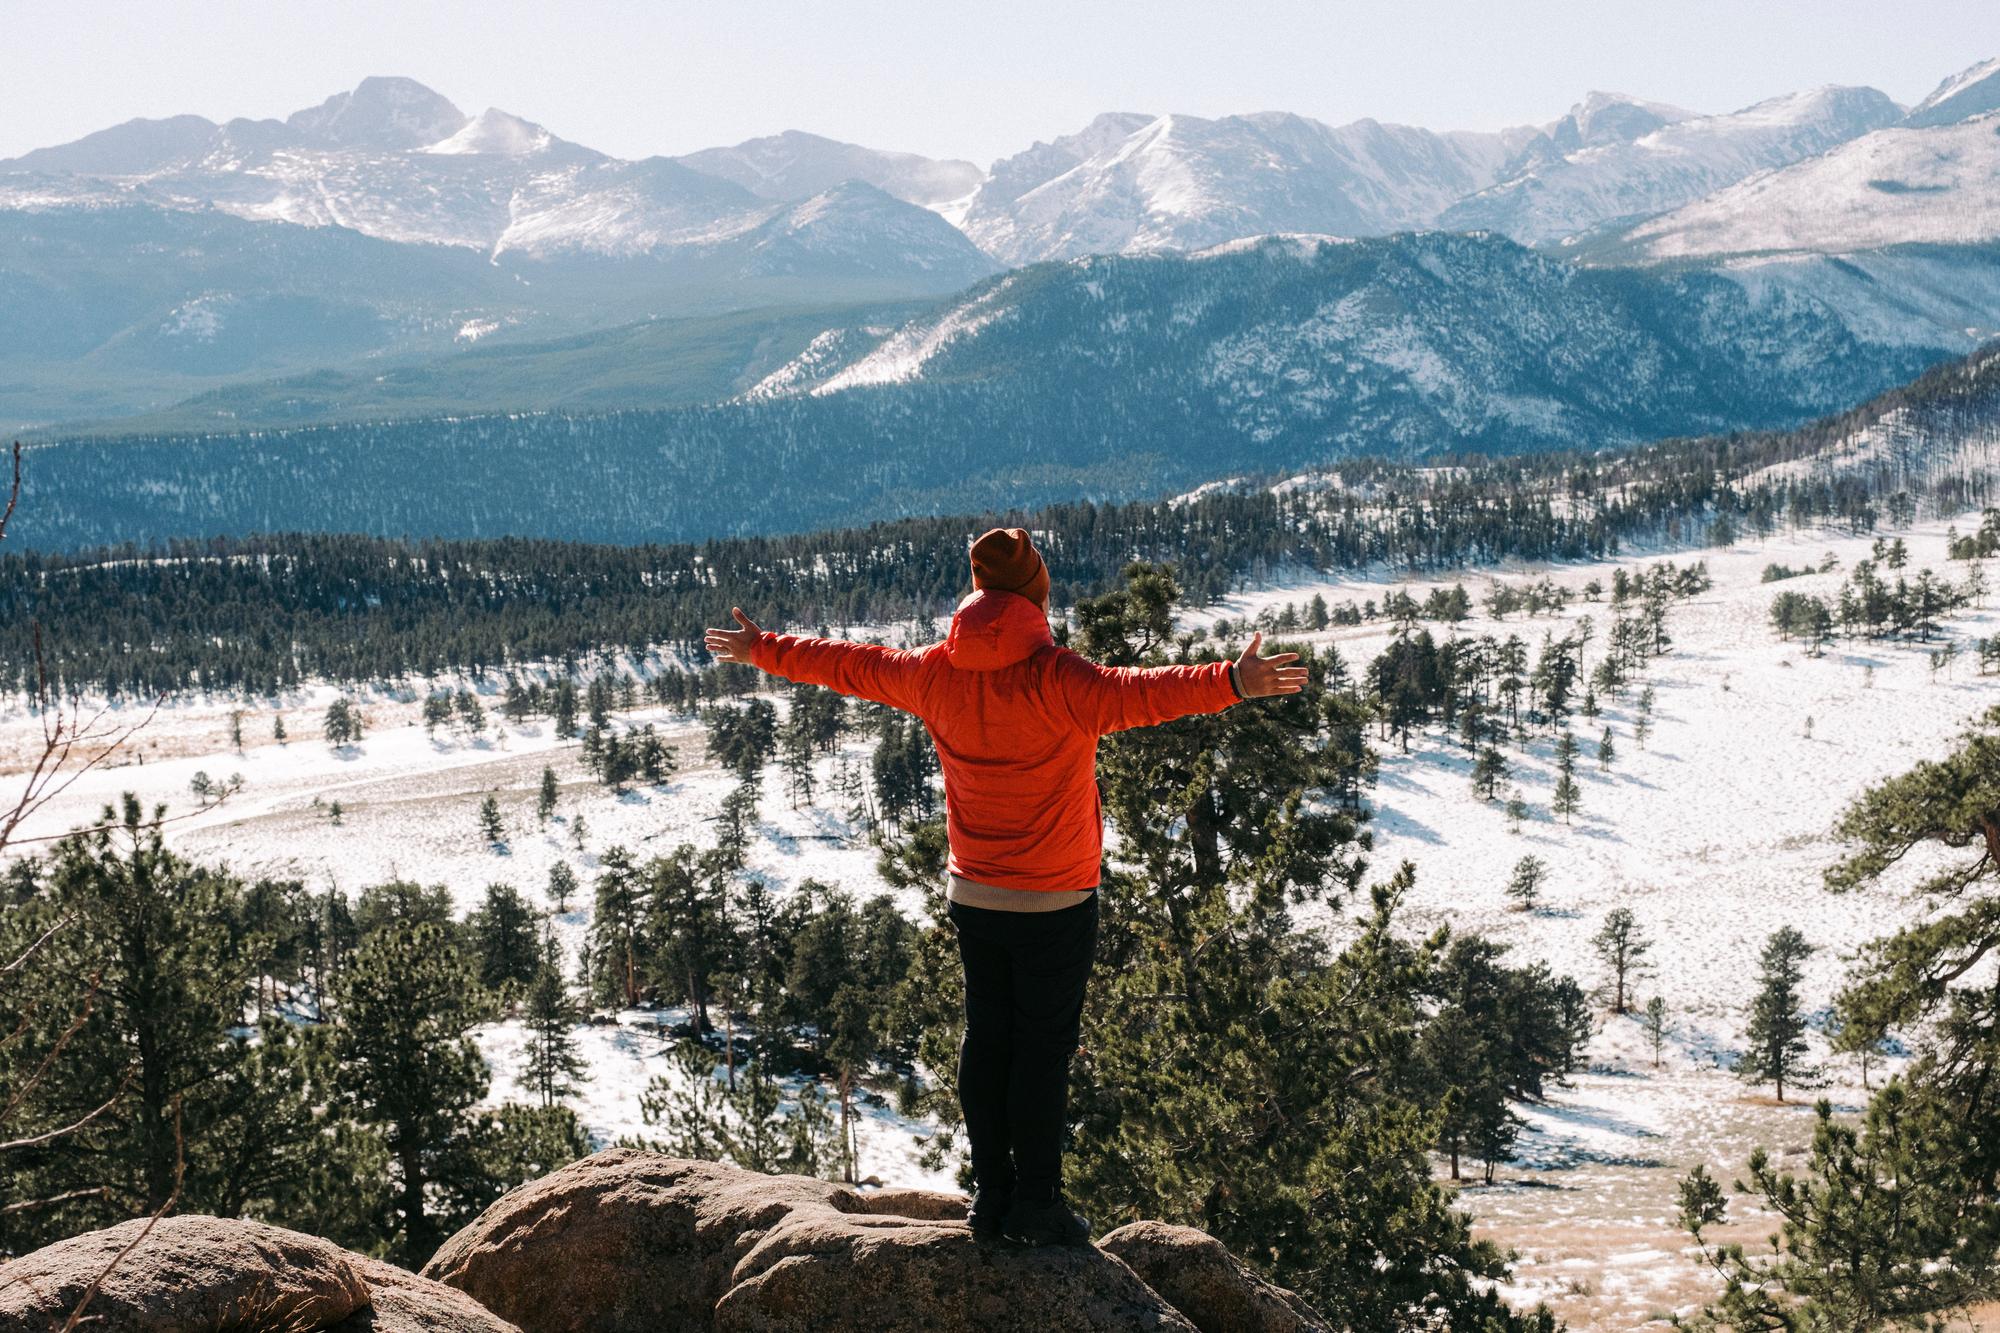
[1235,632,1307,698]
[704,607,763,665]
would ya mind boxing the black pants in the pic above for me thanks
[947,893,1100,1205]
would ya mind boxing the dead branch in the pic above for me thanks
[0,1185,109,1216]
[0,441,18,545]
[61,1099,182,1333]
[1,913,73,976]
[0,970,102,1126]
[0,1067,132,1152]
[0,626,166,853]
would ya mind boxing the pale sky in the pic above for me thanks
[3,0,1997,166]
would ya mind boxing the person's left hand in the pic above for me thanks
[704,607,763,665]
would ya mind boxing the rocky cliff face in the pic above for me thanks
[0,1150,1333,1333]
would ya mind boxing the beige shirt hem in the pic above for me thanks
[946,874,1095,913]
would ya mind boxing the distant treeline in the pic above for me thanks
[2,345,1996,697]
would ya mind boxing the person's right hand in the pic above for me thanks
[1234,632,1308,697]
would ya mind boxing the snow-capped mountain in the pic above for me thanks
[1906,55,2000,128]
[1611,63,2000,260]
[0,77,992,271]
[1441,86,1903,245]
[954,110,1544,263]
[12,231,1982,548]
[673,130,982,209]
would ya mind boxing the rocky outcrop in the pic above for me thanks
[0,1213,518,1333]
[1100,1221,1335,1333]
[0,1153,1331,1333]
[422,1149,1332,1333]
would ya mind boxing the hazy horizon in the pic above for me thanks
[5,0,1999,166]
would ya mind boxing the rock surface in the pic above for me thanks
[0,1214,518,1333]
[423,1149,1330,1333]
[1100,1220,1335,1333]
[0,1154,1330,1332]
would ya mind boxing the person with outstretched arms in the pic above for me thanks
[705,527,1305,1246]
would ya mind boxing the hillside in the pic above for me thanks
[1,509,1991,1330]
[12,231,1988,551]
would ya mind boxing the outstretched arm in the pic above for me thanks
[705,608,928,715]
[1058,632,1308,735]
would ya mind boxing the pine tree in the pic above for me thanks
[454,689,486,737]
[1592,908,1649,1014]
[1597,726,1616,770]
[715,781,759,872]
[477,794,505,846]
[635,725,673,785]
[537,765,559,824]
[273,714,287,743]
[1505,855,1546,912]
[1740,926,1819,1102]
[643,845,732,1034]
[570,812,589,852]
[466,882,540,995]
[422,692,453,737]
[1634,685,1655,748]
[228,708,245,751]
[551,679,578,738]
[332,918,490,1265]
[546,862,578,914]
[1643,996,1668,1069]
[521,931,588,1107]
[0,798,329,1247]
[1504,788,1529,833]
[324,697,363,747]
[1552,729,1582,824]
[1471,745,1509,801]
[590,846,645,1008]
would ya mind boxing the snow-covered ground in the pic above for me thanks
[2,513,1994,1329]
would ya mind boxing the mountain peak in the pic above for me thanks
[1560,91,1699,147]
[286,76,468,150]
[1907,56,2000,128]
[426,108,568,157]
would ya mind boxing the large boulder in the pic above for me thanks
[0,1214,517,1333]
[1099,1221,1335,1333]
[423,1148,1329,1333]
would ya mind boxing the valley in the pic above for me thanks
[2,513,1991,1328]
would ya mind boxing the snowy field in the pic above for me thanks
[2,512,1995,1329]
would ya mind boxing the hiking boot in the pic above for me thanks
[967,1187,1012,1241]
[1000,1195,1091,1247]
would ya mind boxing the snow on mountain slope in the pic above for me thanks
[426,108,571,158]
[744,231,1980,459]
[730,181,998,282]
[1444,85,1902,246]
[1617,111,2000,259]
[806,273,1021,394]
[956,110,1543,263]
[674,129,982,208]
[1906,55,2000,128]
[0,78,987,268]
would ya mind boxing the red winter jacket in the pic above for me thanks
[749,589,1241,893]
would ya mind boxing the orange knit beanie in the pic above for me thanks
[969,527,1049,608]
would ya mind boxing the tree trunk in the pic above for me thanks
[399,1132,429,1260]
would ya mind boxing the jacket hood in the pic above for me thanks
[945,589,1053,671]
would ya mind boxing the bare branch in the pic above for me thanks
[0,1185,108,1216]
[0,441,18,544]
[0,970,101,1126]
[0,914,74,976]
[0,1067,132,1152]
